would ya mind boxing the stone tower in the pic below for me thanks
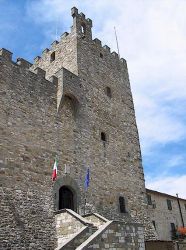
[0,7,156,250]
[31,6,148,219]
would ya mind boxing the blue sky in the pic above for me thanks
[1,0,186,197]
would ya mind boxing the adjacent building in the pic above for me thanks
[147,189,186,241]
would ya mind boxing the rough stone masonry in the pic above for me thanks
[0,7,156,249]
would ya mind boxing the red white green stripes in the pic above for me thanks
[52,158,58,181]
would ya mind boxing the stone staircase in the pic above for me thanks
[55,209,145,250]
[55,209,107,250]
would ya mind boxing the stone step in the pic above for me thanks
[91,226,97,233]
[64,226,98,249]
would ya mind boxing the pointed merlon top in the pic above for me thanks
[0,48,13,60]
[71,7,92,27]
[71,7,78,17]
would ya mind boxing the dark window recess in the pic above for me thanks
[101,132,106,142]
[106,87,112,98]
[50,52,55,62]
[152,202,156,209]
[170,223,176,239]
[167,199,172,210]
[119,196,126,213]
[152,220,156,229]
[100,53,103,58]
[147,194,152,205]
[171,223,176,231]
[59,186,74,211]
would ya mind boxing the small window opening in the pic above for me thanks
[50,51,55,62]
[147,194,152,205]
[167,199,172,210]
[119,196,126,213]
[81,23,86,35]
[101,132,106,142]
[106,87,112,98]
[170,223,176,239]
[100,53,103,58]
[152,220,156,229]
[66,96,72,101]
[170,223,176,231]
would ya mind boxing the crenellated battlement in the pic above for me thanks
[51,40,59,49]
[71,7,92,28]
[103,45,111,53]
[1,6,127,84]
[0,48,12,61]
[0,48,58,88]
[42,48,49,54]
[91,38,126,64]
[29,7,126,74]
[93,38,102,46]
[60,32,69,39]
[34,55,41,63]
[17,58,32,69]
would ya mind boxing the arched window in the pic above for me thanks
[50,51,55,62]
[106,87,112,98]
[101,132,106,142]
[119,196,126,213]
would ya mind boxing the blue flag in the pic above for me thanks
[84,168,90,191]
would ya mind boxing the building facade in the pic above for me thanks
[146,189,186,241]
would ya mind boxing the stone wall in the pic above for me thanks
[145,241,174,250]
[178,242,186,250]
[0,187,54,249]
[0,49,57,249]
[30,30,78,78]
[79,221,145,250]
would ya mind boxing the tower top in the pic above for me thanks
[71,7,92,40]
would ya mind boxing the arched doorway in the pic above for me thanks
[59,186,74,210]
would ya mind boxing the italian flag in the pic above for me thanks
[52,158,58,181]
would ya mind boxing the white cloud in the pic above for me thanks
[146,175,186,198]
[166,155,185,168]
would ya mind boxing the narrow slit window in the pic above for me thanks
[147,194,152,205]
[100,53,103,58]
[81,23,86,35]
[152,220,156,229]
[119,196,126,213]
[106,87,112,98]
[167,199,172,210]
[170,223,176,239]
[50,51,55,62]
[101,132,106,142]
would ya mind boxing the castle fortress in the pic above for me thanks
[1,6,185,250]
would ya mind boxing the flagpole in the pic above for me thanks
[114,26,120,59]
[84,167,90,215]
[84,191,87,215]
